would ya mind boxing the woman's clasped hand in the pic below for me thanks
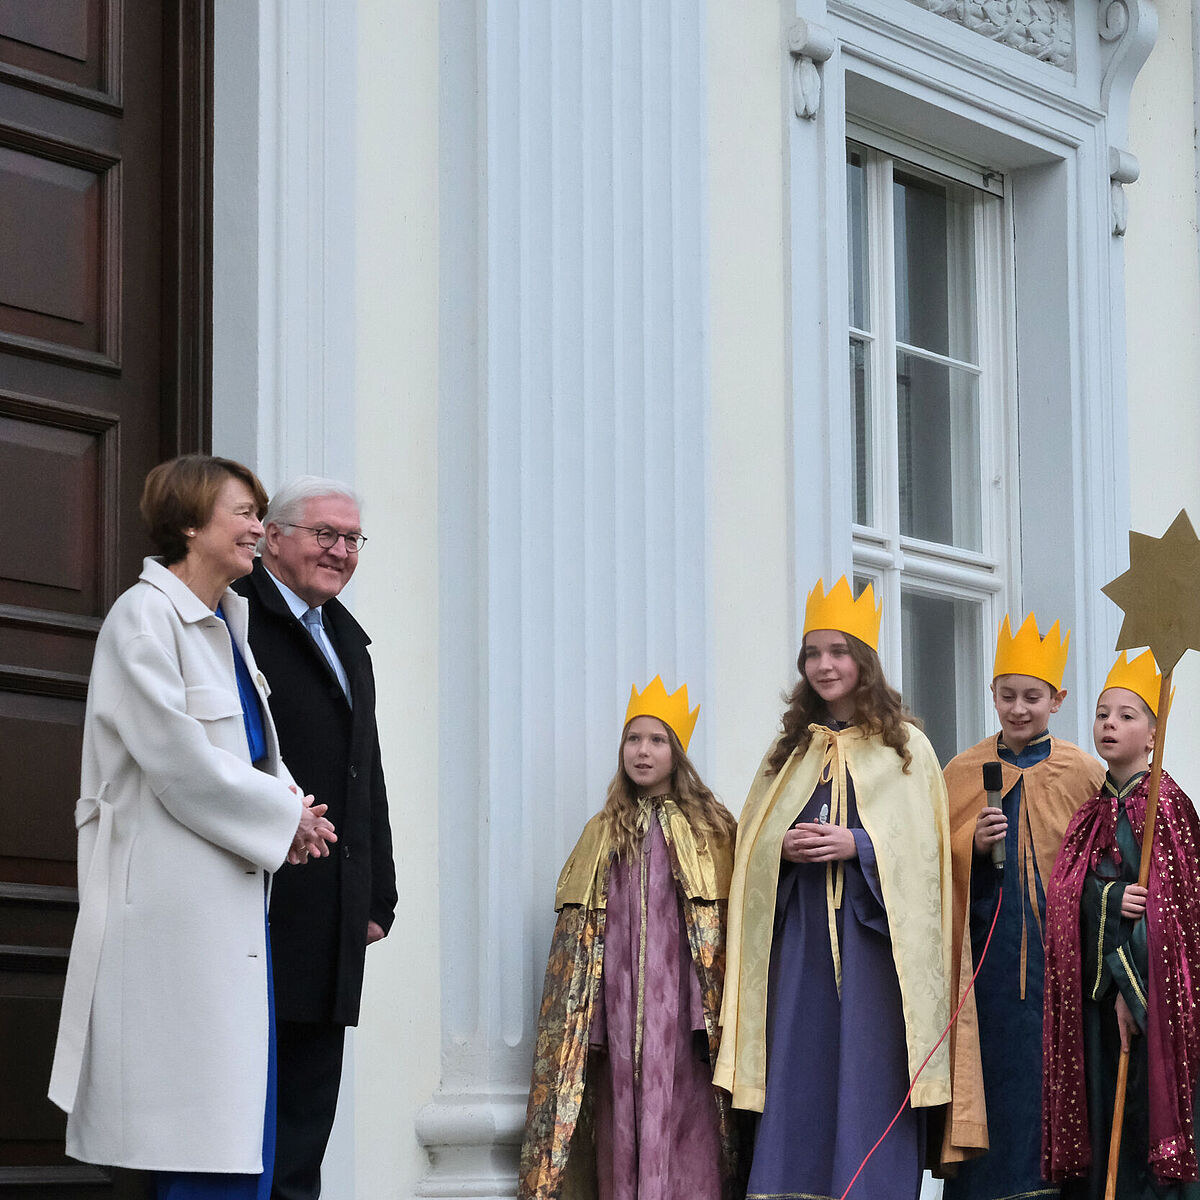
[288,787,337,864]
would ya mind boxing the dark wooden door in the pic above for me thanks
[0,2,211,1194]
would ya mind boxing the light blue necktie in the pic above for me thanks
[301,607,352,705]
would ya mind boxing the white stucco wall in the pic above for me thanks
[706,0,797,815]
[208,3,1200,1197]
[1124,0,1200,797]
[352,2,441,1197]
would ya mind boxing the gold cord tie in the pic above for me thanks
[811,724,850,996]
[1016,783,1044,1001]
[633,797,654,1082]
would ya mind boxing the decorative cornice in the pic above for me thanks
[829,0,1104,124]
[902,0,1073,70]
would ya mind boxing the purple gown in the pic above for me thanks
[590,815,723,1200]
[746,760,925,1200]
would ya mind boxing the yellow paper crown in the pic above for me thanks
[625,676,699,752]
[1101,649,1167,717]
[802,576,882,651]
[992,613,1070,690]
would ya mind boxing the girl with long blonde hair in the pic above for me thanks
[519,678,741,1200]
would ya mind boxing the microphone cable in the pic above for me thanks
[838,881,1004,1200]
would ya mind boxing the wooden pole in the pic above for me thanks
[1103,669,1173,1200]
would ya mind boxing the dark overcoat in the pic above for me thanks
[234,559,397,1026]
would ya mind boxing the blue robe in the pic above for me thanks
[747,725,925,1200]
[946,732,1058,1200]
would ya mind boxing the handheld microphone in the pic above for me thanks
[983,761,1005,871]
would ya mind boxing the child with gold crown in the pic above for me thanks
[517,678,741,1200]
[940,614,1104,1196]
[713,577,952,1199]
[1042,651,1200,1198]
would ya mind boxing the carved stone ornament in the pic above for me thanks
[904,0,1074,70]
[787,19,836,119]
[1109,145,1139,237]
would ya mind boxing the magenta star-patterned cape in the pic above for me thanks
[1042,769,1200,1184]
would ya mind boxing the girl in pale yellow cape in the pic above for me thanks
[714,578,953,1200]
[518,679,743,1200]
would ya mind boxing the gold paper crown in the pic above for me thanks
[625,676,699,752]
[992,613,1070,690]
[1101,649,1167,717]
[802,576,882,651]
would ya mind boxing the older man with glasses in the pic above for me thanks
[234,476,397,1200]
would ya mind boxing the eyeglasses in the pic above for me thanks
[285,524,368,552]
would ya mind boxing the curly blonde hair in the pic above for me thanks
[602,719,737,861]
[765,633,920,776]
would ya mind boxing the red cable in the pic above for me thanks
[838,882,1004,1200]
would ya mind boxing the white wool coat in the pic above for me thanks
[48,559,302,1172]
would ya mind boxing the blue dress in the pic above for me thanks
[747,721,926,1200]
[945,731,1057,1200]
[154,608,277,1200]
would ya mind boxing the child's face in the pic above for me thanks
[1093,688,1155,782]
[802,629,860,722]
[991,674,1065,753]
[623,716,675,795]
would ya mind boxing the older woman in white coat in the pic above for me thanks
[48,455,337,1200]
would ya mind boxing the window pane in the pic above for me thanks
[901,590,985,764]
[893,170,977,363]
[896,350,981,551]
[850,337,872,526]
[847,147,869,331]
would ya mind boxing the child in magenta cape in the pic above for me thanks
[1043,650,1200,1199]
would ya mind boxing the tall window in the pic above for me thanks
[846,136,1014,763]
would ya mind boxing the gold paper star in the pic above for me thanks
[1101,509,1200,674]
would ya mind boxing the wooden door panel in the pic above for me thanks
[0,0,117,106]
[0,1,210,1195]
[0,689,84,862]
[0,393,117,616]
[0,133,118,367]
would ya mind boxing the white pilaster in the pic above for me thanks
[423,2,710,1195]
[211,0,357,491]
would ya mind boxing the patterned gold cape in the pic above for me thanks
[517,799,740,1200]
[713,723,954,1113]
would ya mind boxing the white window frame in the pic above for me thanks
[846,128,1018,756]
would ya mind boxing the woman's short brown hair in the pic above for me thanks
[140,455,268,565]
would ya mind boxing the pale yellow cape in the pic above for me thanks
[713,722,954,1112]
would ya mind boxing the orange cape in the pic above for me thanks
[940,736,1104,1167]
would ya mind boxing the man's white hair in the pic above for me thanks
[264,475,362,532]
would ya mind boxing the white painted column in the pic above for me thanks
[421,2,711,1195]
[211,0,357,491]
